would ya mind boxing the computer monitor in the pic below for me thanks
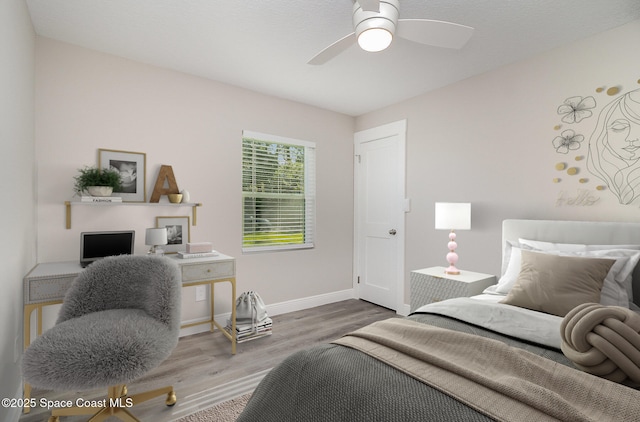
[80,230,135,267]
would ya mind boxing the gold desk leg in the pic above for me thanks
[23,302,61,413]
[23,304,37,414]
[210,280,215,333]
[230,278,236,355]
[180,277,236,355]
[65,201,71,229]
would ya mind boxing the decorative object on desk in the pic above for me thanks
[434,202,471,275]
[168,193,183,203]
[73,166,122,197]
[156,216,190,253]
[145,227,168,255]
[150,165,180,203]
[177,250,219,259]
[180,189,190,203]
[187,242,213,253]
[99,148,146,202]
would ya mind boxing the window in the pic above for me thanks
[242,131,316,252]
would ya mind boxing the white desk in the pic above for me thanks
[22,254,237,413]
[23,254,237,353]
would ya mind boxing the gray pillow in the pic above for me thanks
[500,250,614,317]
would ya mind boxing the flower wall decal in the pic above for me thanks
[552,130,584,154]
[557,96,596,123]
[551,80,640,206]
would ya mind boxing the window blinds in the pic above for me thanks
[242,131,316,252]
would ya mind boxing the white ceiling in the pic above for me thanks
[26,0,640,116]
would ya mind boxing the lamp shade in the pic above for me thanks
[145,227,168,246]
[435,203,471,230]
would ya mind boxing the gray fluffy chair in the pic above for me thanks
[23,255,182,422]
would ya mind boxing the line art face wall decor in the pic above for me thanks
[552,80,640,206]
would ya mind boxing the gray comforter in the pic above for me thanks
[237,312,576,422]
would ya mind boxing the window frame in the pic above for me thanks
[241,130,316,253]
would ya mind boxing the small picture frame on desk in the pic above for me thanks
[156,216,190,253]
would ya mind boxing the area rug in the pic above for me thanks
[174,393,252,422]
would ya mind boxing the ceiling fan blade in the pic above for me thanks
[396,19,474,49]
[307,32,356,65]
[358,0,380,12]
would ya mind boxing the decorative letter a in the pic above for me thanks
[150,165,180,203]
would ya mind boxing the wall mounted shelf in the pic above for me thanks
[64,200,202,229]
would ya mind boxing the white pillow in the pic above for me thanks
[519,238,640,254]
[518,238,587,253]
[485,245,525,295]
[500,240,517,277]
[572,249,640,307]
[499,239,588,281]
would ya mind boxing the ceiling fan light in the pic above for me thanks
[357,28,393,52]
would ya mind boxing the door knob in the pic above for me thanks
[389,229,397,235]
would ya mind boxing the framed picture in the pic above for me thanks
[156,216,190,253]
[99,149,146,202]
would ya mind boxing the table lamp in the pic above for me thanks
[145,227,168,255]
[435,202,471,275]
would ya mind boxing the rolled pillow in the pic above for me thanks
[561,302,640,383]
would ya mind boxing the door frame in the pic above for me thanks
[353,119,407,314]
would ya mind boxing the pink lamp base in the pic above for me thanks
[444,232,460,275]
[444,266,460,275]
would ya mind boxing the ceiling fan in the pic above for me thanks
[308,0,474,65]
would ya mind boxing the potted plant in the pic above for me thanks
[74,166,122,197]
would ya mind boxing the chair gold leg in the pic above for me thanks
[46,384,175,422]
[115,408,140,422]
[87,406,139,422]
[51,405,102,417]
[86,406,112,422]
[166,390,177,406]
[127,385,176,407]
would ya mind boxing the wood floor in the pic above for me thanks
[19,299,396,422]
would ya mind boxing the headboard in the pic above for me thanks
[502,219,640,305]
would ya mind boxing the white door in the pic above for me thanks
[354,120,406,311]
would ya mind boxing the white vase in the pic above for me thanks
[180,189,190,203]
[87,186,113,197]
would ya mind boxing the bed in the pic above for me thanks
[237,219,640,421]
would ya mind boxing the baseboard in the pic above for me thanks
[179,316,217,337]
[179,289,356,337]
[265,289,356,316]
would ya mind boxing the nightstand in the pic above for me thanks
[410,267,496,312]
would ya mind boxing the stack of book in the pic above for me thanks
[225,317,272,343]
[177,242,218,259]
[80,196,122,203]
[176,250,219,259]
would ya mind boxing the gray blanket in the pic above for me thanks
[237,313,578,422]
